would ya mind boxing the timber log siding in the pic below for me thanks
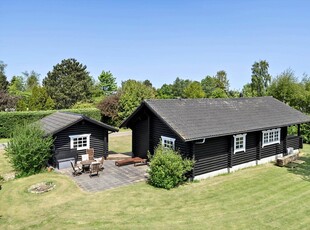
[194,136,229,175]
[131,111,191,159]
[192,127,288,177]
[287,135,303,150]
[130,112,302,177]
[53,120,109,161]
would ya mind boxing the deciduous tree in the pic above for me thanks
[183,81,205,98]
[251,60,271,96]
[118,80,156,121]
[98,70,117,95]
[23,71,40,91]
[97,93,120,125]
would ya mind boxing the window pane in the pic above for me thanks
[270,132,274,142]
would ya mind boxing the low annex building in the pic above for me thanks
[39,112,118,168]
[120,97,310,179]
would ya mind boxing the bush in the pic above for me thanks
[5,123,54,177]
[148,145,194,189]
[301,123,310,144]
[0,108,101,138]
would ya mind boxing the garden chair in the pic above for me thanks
[89,162,100,177]
[98,157,104,171]
[81,154,89,161]
[86,148,95,160]
[70,161,82,176]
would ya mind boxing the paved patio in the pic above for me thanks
[58,160,148,192]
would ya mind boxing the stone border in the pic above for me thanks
[28,181,56,194]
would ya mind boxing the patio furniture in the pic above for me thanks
[86,148,95,160]
[98,157,104,171]
[89,162,100,177]
[115,157,147,167]
[81,154,89,161]
[70,161,82,176]
[80,159,96,173]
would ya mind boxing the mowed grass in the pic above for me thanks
[109,133,131,153]
[0,149,13,176]
[0,146,310,229]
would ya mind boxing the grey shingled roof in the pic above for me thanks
[121,97,310,142]
[39,112,118,135]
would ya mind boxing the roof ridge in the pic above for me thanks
[144,96,273,102]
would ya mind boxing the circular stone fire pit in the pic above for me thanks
[28,181,56,194]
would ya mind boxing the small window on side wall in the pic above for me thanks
[69,134,91,150]
[233,134,247,154]
[161,136,176,150]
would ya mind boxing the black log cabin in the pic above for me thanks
[39,112,118,167]
[120,97,310,179]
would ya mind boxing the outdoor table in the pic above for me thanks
[80,160,96,173]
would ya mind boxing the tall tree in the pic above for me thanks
[251,60,271,96]
[23,70,40,91]
[183,81,206,98]
[157,84,174,99]
[0,61,9,92]
[43,58,93,109]
[242,83,253,97]
[97,93,120,126]
[143,79,153,87]
[118,79,156,121]
[215,70,230,92]
[98,70,117,95]
[201,75,228,98]
[268,69,306,111]
[8,76,25,96]
[172,77,192,98]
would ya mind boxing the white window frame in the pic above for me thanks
[69,134,91,150]
[161,136,176,150]
[233,134,247,154]
[262,128,281,148]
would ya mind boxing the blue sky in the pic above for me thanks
[1,0,309,90]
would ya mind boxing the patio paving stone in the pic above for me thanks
[58,160,148,192]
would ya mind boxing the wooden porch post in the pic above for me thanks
[297,124,301,136]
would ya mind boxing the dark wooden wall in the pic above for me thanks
[132,117,149,158]
[194,136,229,175]
[287,135,302,150]
[53,120,108,161]
[193,127,289,177]
[149,115,191,158]
[232,132,257,166]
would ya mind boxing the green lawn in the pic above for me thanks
[109,134,131,153]
[0,146,310,229]
[0,150,13,176]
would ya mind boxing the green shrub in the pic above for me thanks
[148,145,194,189]
[0,108,101,138]
[5,123,54,177]
[301,123,310,144]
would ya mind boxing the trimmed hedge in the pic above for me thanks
[0,108,101,138]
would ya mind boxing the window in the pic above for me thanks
[234,134,247,154]
[262,128,281,147]
[161,136,176,150]
[69,134,91,150]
